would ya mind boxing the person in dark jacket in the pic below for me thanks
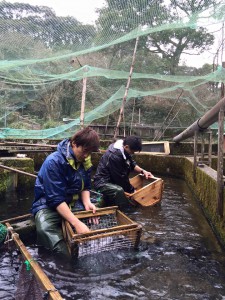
[93,136,153,208]
[31,127,100,256]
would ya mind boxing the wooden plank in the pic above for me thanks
[0,164,37,178]
[129,174,144,190]
[73,226,142,243]
[126,176,163,207]
[65,220,74,238]
[141,141,170,155]
[5,223,63,300]
[132,180,163,206]
[0,141,56,148]
[70,223,138,239]
[62,220,72,256]
[116,210,136,225]
[0,213,32,224]
[73,206,118,219]
[129,174,159,191]
[73,211,114,220]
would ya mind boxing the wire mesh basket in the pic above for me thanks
[62,206,142,258]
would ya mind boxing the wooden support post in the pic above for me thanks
[200,132,205,162]
[114,36,139,140]
[130,98,136,135]
[208,129,212,167]
[221,62,225,98]
[193,131,198,183]
[217,108,224,217]
[104,113,110,138]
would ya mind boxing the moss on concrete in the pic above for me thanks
[27,152,49,171]
[0,158,35,192]
[134,154,186,179]
[183,159,225,246]
[92,152,186,179]
[0,172,8,193]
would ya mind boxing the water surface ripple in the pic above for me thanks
[1,177,225,299]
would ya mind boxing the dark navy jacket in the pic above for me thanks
[31,139,92,215]
[93,142,136,193]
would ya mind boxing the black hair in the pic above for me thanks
[123,135,142,152]
[70,127,100,152]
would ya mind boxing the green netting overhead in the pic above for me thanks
[0,0,225,139]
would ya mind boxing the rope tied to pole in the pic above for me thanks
[24,259,36,271]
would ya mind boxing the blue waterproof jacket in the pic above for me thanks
[31,139,92,215]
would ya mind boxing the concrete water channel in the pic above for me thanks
[0,147,225,299]
[0,176,225,299]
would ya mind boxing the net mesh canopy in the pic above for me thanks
[0,0,225,139]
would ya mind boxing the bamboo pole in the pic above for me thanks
[0,164,37,178]
[80,67,87,129]
[113,36,139,140]
[130,98,136,135]
[5,223,63,300]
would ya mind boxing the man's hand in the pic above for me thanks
[84,202,96,213]
[84,202,99,225]
[73,219,90,234]
[142,169,154,179]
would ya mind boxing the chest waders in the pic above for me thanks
[35,155,92,257]
[35,209,70,257]
[98,183,131,208]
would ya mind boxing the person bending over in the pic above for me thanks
[94,135,153,208]
[31,127,100,256]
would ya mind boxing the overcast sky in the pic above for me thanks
[4,0,223,68]
[6,0,105,24]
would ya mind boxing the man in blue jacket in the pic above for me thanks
[31,127,100,256]
[94,136,153,208]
